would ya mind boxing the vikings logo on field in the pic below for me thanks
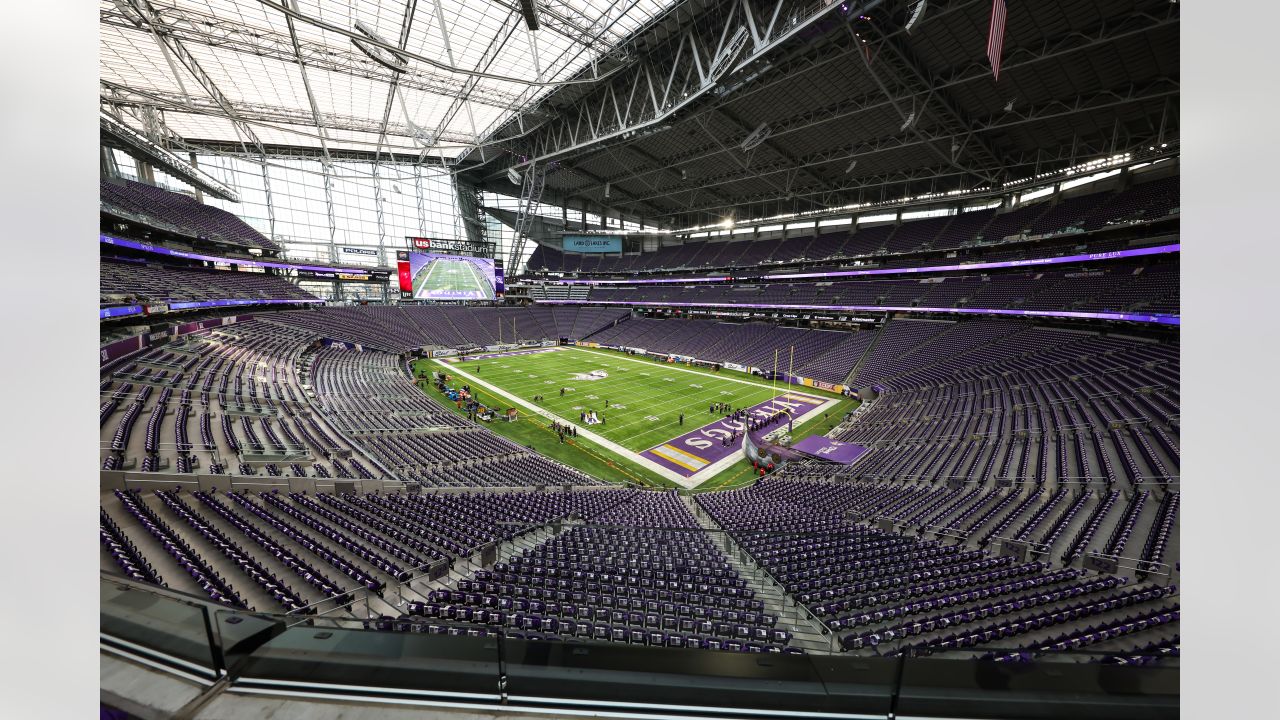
[571,370,609,381]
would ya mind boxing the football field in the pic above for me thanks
[413,256,494,300]
[435,346,848,487]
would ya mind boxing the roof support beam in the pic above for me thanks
[100,82,478,146]
[611,79,1178,213]
[847,23,1001,185]
[485,0,887,179]
[127,0,270,160]
[555,6,1179,194]
[279,1,334,169]
[664,142,1162,227]
[101,5,526,111]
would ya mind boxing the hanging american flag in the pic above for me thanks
[987,0,1008,81]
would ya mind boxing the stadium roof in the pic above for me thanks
[101,1,1179,232]
[458,0,1180,229]
[100,0,684,161]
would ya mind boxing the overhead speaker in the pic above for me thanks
[519,0,540,31]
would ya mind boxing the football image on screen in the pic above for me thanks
[399,252,496,300]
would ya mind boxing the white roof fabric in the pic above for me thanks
[100,0,679,159]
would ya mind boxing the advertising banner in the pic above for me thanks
[101,234,385,276]
[100,305,144,320]
[563,235,623,253]
[813,380,844,393]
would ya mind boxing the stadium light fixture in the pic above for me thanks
[740,123,772,152]
[508,167,523,185]
[352,20,409,73]
[709,27,751,83]
[905,1,927,33]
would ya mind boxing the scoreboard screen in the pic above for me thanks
[397,251,502,301]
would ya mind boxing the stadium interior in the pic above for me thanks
[91,1,1184,718]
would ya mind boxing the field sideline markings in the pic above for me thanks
[421,255,440,292]
[472,349,781,415]
[451,348,843,483]
[464,257,488,298]
[461,353,782,440]
[435,359,697,488]
[462,353,746,418]
[463,348,842,454]
[565,346,844,438]
[569,346,830,395]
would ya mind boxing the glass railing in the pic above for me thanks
[100,573,225,681]
[102,570,1178,718]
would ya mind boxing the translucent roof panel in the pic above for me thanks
[99,0,681,160]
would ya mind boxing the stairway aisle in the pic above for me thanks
[680,495,835,654]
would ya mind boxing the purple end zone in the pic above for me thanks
[641,391,831,478]
[791,436,869,464]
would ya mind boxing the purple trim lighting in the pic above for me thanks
[100,305,144,320]
[767,243,1181,280]
[167,298,324,311]
[101,234,385,275]
[562,275,733,285]
[555,243,1179,285]
[538,299,1181,326]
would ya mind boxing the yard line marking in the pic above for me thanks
[420,255,440,293]
[462,348,827,443]
[569,346,823,393]
[452,347,847,483]
[436,359,695,488]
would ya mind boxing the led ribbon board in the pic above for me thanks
[100,234,389,278]
[556,243,1180,285]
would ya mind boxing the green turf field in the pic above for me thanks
[414,346,860,490]
[443,346,844,452]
